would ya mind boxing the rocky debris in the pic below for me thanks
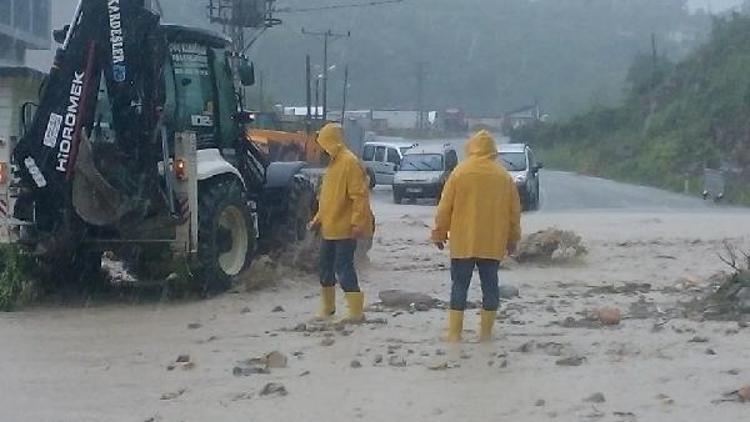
[176,354,191,363]
[692,269,750,320]
[272,305,285,313]
[378,290,441,310]
[400,214,430,228]
[556,356,586,366]
[557,316,603,329]
[264,351,288,368]
[299,370,311,377]
[388,355,407,367]
[584,393,606,403]
[187,323,202,330]
[350,360,362,369]
[535,399,546,407]
[656,393,675,405]
[240,307,252,314]
[514,341,568,357]
[260,383,288,397]
[628,298,662,319]
[233,365,270,376]
[374,354,384,365]
[516,228,587,264]
[689,336,709,343]
[231,392,254,401]
[595,307,622,326]
[160,388,187,401]
[588,283,651,296]
[428,362,455,371]
[435,349,446,356]
[499,284,520,299]
[321,337,336,347]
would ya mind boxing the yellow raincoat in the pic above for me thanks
[312,124,374,240]
[432,131,522,260]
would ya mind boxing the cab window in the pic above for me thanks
[387,148,401,165]
[168,42,217,146]
[375,146,386,162]
[363,145,375,161]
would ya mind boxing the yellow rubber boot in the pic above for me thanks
[314,286,336,320]
[479,310,497,342]
[338,292,365,324]
[441,310,464,343]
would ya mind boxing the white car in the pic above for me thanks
[361,139,416,188]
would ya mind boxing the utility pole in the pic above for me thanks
[315,78,321,119]
[651,33,658,90]
[415,62,428,131]
[306,54,312,134]
[259,70,264,112]
[341,64,350,126]
[302,28,351,120]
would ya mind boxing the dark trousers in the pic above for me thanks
[450,259,501,311]
[319,239,360,292]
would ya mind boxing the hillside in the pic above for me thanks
[515,14,750,203]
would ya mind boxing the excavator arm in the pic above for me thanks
[12,0,166,236]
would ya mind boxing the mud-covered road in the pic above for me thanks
[2,172,750,422]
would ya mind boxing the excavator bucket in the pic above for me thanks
[72,130,126,227]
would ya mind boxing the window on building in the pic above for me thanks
[0,0,11,25]
[13,0,32,32]
[32,0,50,39]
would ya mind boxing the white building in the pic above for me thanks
[0,0,51,66]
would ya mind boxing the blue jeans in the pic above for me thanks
[319,239,360,292]
[450,259,501,311]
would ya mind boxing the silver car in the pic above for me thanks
[392,144,459,204]
[498,143,543,211]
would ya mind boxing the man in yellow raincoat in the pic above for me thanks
[432,130,522,342]
[309,123,374,323]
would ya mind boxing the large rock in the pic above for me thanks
[379,290,437,309]
[517,228,587,263]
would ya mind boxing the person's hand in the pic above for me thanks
[351,225,366,239]
[307,220,321,232]
[507,242,518,257]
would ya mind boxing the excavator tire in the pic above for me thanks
[279,174,316,244]
[38,246,106,294]
[196,178,255,294]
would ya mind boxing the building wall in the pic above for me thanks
[0,0,51,66]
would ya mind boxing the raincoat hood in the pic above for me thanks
[465,130,498,160]
[317,123,346,158]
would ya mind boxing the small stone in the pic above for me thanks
[272,306,285,313]
[176,354,190,363]
[595,307,621,326]
[435,349,446,356]
[374,354,384,364]
[293,323,307,332]
[689,336,709,343]
[656,393,674,405]
[556,356,586,366]
[181,361,196,371]
[739,386,750,402]
[726,369,741,375]
[706,348,717,355]
[350,360,362,368]
[160,388,187,401]
[388,355,407,367]
[499,360,508,368]
[187,323,202,329]
[584,392,606,403]
[231,392,254,401]
[265,351,288,369]
[321,338,335,347]
[260,382,288,397]
[166,364,175,371]
[241,307,252,314]
[499,284,520,299]
[299,370,311,377]
[460,352,471,360]
[420,351,430,357]
[232,366,270,376]
[428,362,450,371]
[535,399,546,407]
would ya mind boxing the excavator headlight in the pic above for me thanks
[175,158,188,181]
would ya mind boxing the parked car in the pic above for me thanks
[497,143,543,211]
[362,140,416,188]
[392,144,459,204]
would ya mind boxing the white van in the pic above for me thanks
[361,139,416,188]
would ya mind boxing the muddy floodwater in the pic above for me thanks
[2,171,750,421]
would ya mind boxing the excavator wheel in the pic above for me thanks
[196,178,256,294]
[279,175,316,244]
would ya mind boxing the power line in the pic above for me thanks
[276,0,404,14]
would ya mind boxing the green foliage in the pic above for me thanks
[516,14,750,204]
[0,246,38,311]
